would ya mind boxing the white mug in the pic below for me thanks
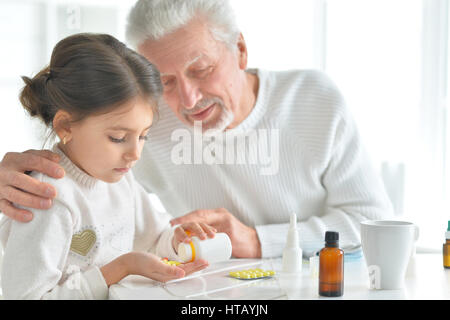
[360,220,419,290]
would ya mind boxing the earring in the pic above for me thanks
[62,136,67,145]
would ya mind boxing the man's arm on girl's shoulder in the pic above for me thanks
[0,149,65,222]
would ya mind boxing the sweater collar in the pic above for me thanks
[228,68,268,132]
[52,144,99,189]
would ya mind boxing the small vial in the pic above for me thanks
[443,221,450,269]
[282,213,302,273]
[319,231,344,297]
[309,251,320,279]
[178,232,232,264]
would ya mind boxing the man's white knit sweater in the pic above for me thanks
[0,146,178,299]
[133,69,394,257]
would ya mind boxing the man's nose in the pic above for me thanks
[178,78,202,110]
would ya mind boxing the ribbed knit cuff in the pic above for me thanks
[83,266,109,300]
[155,225,179,261]
[255,210,364,259]
[255,223,290,258]
[255,223,318,258]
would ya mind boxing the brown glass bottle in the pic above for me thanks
[444,239,450,269]
[319,231,344,297]
[444,221,450,269]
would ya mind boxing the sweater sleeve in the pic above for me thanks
[256,84,394,258]
[256,118,394,257]
[129,173,178,260]
[1,201,108,299]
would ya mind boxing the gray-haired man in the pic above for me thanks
[0,0,393,258]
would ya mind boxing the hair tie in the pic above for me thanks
[45,70,52,83]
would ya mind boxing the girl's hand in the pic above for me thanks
[172,222,217,252]
[124,251,208,282]
[100,251,209,286]
[178,258,209,276]
[125,251,183,282]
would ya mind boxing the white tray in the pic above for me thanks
[110,258,286,300]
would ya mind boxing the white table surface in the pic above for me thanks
[109,253,450,300]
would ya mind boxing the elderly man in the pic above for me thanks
[0,0,393,258]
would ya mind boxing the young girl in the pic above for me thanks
[0,33,215,299]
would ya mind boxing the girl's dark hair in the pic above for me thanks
[19,33,162,126]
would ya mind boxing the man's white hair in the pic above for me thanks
[126,0,241,50]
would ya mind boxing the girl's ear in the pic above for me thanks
[53,110,74,144]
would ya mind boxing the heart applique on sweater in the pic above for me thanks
[70,229,96,256]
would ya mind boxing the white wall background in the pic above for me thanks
[0,0,449,250]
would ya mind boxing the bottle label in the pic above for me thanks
[185,231,196,262]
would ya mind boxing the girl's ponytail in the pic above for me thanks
[19,66,58,127]
[18,33,161,128]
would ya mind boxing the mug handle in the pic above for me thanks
[413,224,420,242]
[410,224,420,258]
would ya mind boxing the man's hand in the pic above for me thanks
[0,149,64,222]
[172,221,217,252]
[170,208,262,258]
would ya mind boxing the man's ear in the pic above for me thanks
[53,110,74,144]
[236,33,249,70]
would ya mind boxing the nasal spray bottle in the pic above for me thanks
[282,213,303,273]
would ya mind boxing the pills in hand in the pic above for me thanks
[228,268,275,280]
[161,257,181,266]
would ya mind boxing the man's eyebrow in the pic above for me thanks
[160,54,205,77]
[108,125,152,132]
[184,54,204,68]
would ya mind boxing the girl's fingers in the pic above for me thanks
[151,258,209,281]
[153,264,185,282]
[180,259,209,275]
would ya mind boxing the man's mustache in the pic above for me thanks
[182,97,225,115]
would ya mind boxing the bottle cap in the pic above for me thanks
[325,231,339,244]
[178,241,195,263]
[446,221,450,239]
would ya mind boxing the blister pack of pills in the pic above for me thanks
[228,268,275,280]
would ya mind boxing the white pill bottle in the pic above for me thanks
[178,233,232,263]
